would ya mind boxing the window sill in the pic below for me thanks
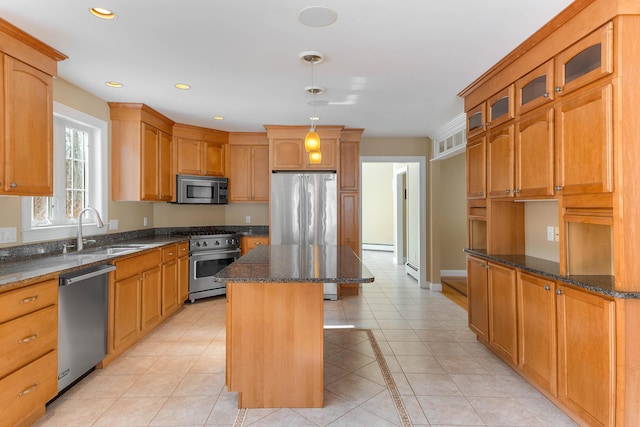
[22,224,107,244]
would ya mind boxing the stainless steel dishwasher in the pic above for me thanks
[58,264,115,392]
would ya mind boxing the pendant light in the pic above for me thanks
[301,52,324,155]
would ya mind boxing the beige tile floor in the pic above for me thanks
[33,250,578,426]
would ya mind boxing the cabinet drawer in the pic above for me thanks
[0,279,57,324]
[0,305,57,379]
[114,250,161,281]
[177,242,189,257]
[162,244,178,262]
[0,350,57,427]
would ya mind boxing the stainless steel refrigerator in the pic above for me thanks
[270,171,338,299]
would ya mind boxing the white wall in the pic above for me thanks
[406,163,421,271]
[361,163,394,245]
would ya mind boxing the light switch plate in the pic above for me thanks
[245,215,251,224]
[546,226,554,242]
[109,219,119,230]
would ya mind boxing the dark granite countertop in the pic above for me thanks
[0,236,187,291]
[214,244,375,284]
[464,249,639,299]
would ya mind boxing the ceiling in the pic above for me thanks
[0,0,573,138]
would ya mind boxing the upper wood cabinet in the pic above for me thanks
[174,124,228,177]
[0,20,66,197]
[109,103,175,201]
[487,85,514,129]
[516,60,554,115]
[266,125,342,171]
[514,108,555,198]
[466,136,486,199]
[466,103,486,138]
[555,22,613,96]
[487,124,514,198]
[339,139,359,192]
[555,81,613,195]
[228,133,269,202]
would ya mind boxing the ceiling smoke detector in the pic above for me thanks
[298,6,337,27]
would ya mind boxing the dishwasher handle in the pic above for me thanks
[60,264,116,286]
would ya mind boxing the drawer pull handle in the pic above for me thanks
[255,242,262,245]
[544,285,551,291]
[19,333,39,344]
[19,295,39,304]
[169,252,174,255]
[19,382,39,397]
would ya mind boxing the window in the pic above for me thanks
[22,102,108,243]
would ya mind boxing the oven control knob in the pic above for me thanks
[215,241,220,245]
[196,241,201,247]
[202,241,208,247]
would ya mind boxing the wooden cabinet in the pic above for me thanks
[174,124,228,177]
[555,22,613,97]
[517,272,557,395]
[0,278,58,427]
[1,55,54,196]
[229,144,269,202]
[177,242,189,303]
[555,81,613,195]
[516,60,555,115]
[339,140,359,192]
[466,103,486,138]
[240,235,268,256]
[487,85,514,129]
[161,244,179,317]
[487,262,517,365]
[466,256,489,342]
[487,125,514,198]
[466,136,486,199]
[110,249,162,355]
[556,285,615,427]
[109,103,175,201]
[514,108,555,198]
[270,137,338,170]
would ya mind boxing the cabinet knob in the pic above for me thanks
[544,285,551,291]
[479,263,485,267]
[479,192,483,197]
[505,189,510,195]
[556,289,563,295]
[555,86,562,93]
[543,92,550,98]
[554,185,562,192]
[10,182,17,188]
[485,122,490,127]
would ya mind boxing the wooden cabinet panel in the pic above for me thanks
[241,235,269,256]
[517,272,556,395]
[466,136,486,199]
[141,266,162,331]
[178,248,189,303]
[2,55,53,196]
[516,60,554,115]
[340,141,359,191]
[467,256,489,343]
[515,108,554,198]
[176,138,202,175]
[272,139,304,169]
[162,260,178,316]
[339,192,359,255]
[557,285,615,427]
[112,274,141,351]
[555,82,613,195]
[487,85,514,129]
[204,141,225,176]
[555,22,613,96]
[229,145,269,202]
[141,123,160,201]
[488,262,517,364]
[158,130,172,199]
[467,102,486,138]
[0,278,57,323]
[304,138,338,169]
[487,125,514,198]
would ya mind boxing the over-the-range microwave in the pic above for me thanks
[176,174,228,204]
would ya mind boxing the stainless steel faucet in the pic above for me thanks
[77,207,105,251]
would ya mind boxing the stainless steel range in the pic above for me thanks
[184,231,241,303]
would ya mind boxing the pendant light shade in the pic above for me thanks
[304,129,321,152]
[309,150,322,164]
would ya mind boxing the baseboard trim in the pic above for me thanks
[362,244,394,252]
[440,269,467,277]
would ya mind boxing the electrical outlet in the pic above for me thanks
[109,219,119,230]
[0,227,17,243]
[245,215,251,224]
[143,217,148,227]
[546,226,554,242]
[554,226,560,242]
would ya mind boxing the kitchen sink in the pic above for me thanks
[86,247,136,255]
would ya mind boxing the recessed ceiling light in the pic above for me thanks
[175,83,191,90]
[310,116,320,121]
[212,116,224,121]
[299,6,337,27]
[105,81,123,88]
[89,7,116,20]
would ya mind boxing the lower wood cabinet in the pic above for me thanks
[177,242,189,303]
[161,245,179,316]
[240,235,268,256]
[468,257,617,426]
[556,284,615,427]
[487,262,517,364]
[0,278,58,427]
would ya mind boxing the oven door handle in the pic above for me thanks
[190,248,241,259]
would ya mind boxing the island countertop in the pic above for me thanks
[213,244,374,283]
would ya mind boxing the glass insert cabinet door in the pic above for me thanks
[555,22,613,95]
[516,60,554,115]
[487,85,514,129]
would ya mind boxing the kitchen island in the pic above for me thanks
[214,244,374,408]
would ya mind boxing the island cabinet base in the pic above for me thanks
[226,282,324,408]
